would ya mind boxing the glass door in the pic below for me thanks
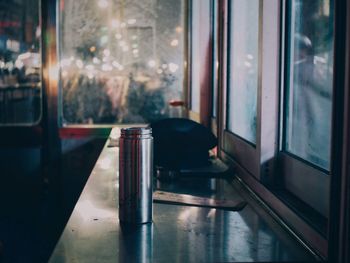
[280,0,334,218]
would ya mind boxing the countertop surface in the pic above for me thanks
[49,135,316,262]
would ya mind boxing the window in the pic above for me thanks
[223,0,334,218]
[0,1,42,125]
[59,0,186,125]
[220,0,335,255]
[283,0,334,171]
[227,0,259,144]
[279,0,334,220]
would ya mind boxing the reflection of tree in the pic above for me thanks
[119,71,176,123]
[62,70,176,124]
[63,74,114,124]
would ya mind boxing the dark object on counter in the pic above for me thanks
[119,127,153,224]
[155,158,230,182]
[154,191,247,211]
[150,118,217,170]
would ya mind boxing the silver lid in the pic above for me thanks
[120,127,152,137]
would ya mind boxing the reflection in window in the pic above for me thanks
[59,0,185,125]
[227,0,259,144]
[0,1,41,125]
[284,0,334,170]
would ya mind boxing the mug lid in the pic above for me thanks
[121,127,152,137]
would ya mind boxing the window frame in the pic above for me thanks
[221,0,267,179]
[0,0,44,147]
[188,0,212,127]
[277,0,334,219]
[328,0,350,261]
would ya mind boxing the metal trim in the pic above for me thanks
[217,0,228,159]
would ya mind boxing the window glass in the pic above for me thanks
[190,0,201,113]
[284,0,334,170]
[212,0,218,118]
[0,1,42,125]
[59,0,185,124]
[227,0,259,144]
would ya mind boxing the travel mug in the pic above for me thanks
[119,127,153,224]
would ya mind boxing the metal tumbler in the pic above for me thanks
[119,127,153,224]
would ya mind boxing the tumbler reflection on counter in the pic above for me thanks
[119,127,153,224]
[119,224,153,262]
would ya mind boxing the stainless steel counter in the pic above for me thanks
[49,134,316,262]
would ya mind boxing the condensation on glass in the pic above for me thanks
[59,0,185,125]
[284,0,334,170]
[0,1,42,125]
[227,0,259,144]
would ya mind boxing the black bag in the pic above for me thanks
[150,118,217,169]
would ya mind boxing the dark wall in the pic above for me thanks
[0,137,106,263]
